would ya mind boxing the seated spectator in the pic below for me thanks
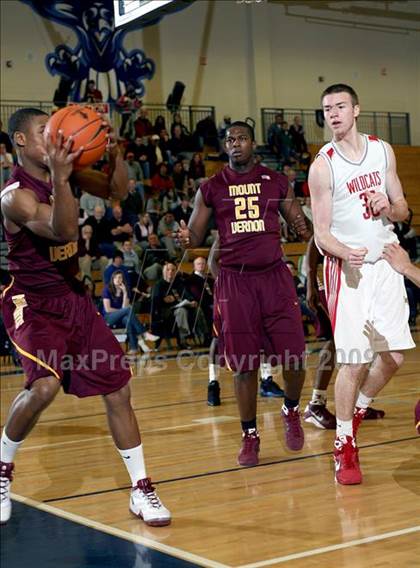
[102,270,158,354]
[188,152,206,181]
[151,163,174,195]
[172,161,188,193]
[142,234,170,282]
[287,168,304,198]
[124,152,143,183]
[151,262,204,348]
[153,114,166,135]
[301,197,313,225]
[122,178,144,225]
[186,256,213,343]
[134,108,154,139]
[79,190,106,218]
[121,239,140,289]
[173,194,193,225]
[78,224,109,279]
[84,205,115,258]
[134,212,154,250]
[157,211,180,258]
[169,125,191,159]
[103,251,131,286]
[0,143,14,186]
[289,115,308,154]
[285,260,316,333]
[109,205,133,245]
[83,80,103,103]
[145,195,163,230]
[170,113,190,138]
[162,187,180,213]
[158,130,172,164]
[126,136,151,177]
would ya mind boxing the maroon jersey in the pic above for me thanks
[200,164,288,271]
[1,165,81,296]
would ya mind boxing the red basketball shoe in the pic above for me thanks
[238,429,260,467]
[333,435,362,485]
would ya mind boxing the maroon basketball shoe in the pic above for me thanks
[333,435,362,485]
[281,406,304,451]
[0,461,14,525]
[364,406,385,420]
[238,429,260,467]
[304,403,336,430]
[415,400,420,435]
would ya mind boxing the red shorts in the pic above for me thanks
[2,282,131,397]
[213,262,305,372]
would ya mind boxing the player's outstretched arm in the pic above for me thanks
[2,131,80,242]
[383,243,420,287]
[279,186,312,242]
[72,128,128,200]
[176,189,213,248]
[309,156,367,268]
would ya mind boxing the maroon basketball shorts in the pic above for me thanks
[2,283,131,397]
[213,262,305,372]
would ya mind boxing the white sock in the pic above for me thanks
[117,443,146,486]
[261,363,272,381]
[209,363,219,383]
[311,388,327,405]
[1,430,23,463]
[336,419,353,438]
[356,391,372,410]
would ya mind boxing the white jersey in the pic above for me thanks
[318,134,398,263]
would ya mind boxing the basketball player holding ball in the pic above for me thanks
[0,108,170,526]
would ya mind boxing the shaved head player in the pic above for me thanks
[177,121,311,466]
[0,108,170,526]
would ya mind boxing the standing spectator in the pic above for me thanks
[267,113,283,155]
[134,108,154,139]
[0,143,14,187]
[109,205,133,245]
[116,85,141,138]
[289,115,308,155]
[83,80,103,103]
[279,121,295,163]
[124,152,143,183]
[157,212,180,259]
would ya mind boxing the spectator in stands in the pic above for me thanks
[122,239,141,290]
[104,251,131,286]
[124,152,143,183]
[0,120,13,154]
[193,115,219,151]
[134,108,154,139]
[0,143,14,186]
[188,153,206,181]
[83,79,103,103]
[158,130,172,164]
[153,115,166,135]
[142,234,170,282]
[109,205,133,245]
[301,197,313,225]
[289,115,308,154]
[169,125,191,159]
[126,136,150,172]
[78,224,108,279]
[186,256,213,343]
[148,134,165,175]
[116,85,141,138]
[161,187,180,213]
[173,194,193,225]
[151,261,199,348]
[79,190,106,218]
[102,270,158,355]
[170,113,190,138]
[145,195,162,230]
[279,121,295,163]
[151,163,174,195]
[285,260,316,333]
[158,211,180,259]
[84,205,115,258]
[267,113,284,155]
[394,207,417,260]
[172,161,188,193]
[122,178,144,225]
[134,213,154,250]
[218,115,231,141]
[287,168,304,198]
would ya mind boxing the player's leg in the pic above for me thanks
[304,339,337,429]
[1,376,61,524]
[207,337,221,406]
[259,354,284,398]
[234,369,260,467]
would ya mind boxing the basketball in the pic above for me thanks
[44,104,108,170]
